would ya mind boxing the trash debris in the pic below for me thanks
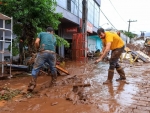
[51,102,58,106]
[65,91,79,105]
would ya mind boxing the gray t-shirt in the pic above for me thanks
[38,32,56,52]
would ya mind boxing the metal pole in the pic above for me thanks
[127,19,137,32]
[10,17,13,77]
[128,19,130,32]
[2,19,5,75]
[127,19,137,43]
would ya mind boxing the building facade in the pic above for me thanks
[0,0,101,60]
[55,0,101,58]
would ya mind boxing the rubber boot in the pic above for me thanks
[103,70,114,84]
[49,73,57,87]
[27,77,37,92]
[50,77,57,86]
[116,67,126,81]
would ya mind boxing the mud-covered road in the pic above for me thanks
[0,60,150,113]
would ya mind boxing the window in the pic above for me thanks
[79,0,82,18]
[94,3,100,28]
[88,0,94,24]
[56,0,67,9]
[71,0,79,16]
[67,0,71,11]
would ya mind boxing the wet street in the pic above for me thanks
[0,60,150,113]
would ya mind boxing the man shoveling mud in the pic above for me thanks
[95,28,126,84]
[27,27,57,92]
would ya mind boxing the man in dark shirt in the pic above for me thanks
[27,27,57,92]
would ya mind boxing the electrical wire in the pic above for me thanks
[108,0,140,32]
[108,0,127,25]
[100,9,117,30]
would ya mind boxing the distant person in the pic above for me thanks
[27,27,57,92]
[117,31,120,36]
[95,28,126,84]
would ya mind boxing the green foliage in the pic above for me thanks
[0,0,62,30]
[0,0,70,57]
[0,0,63,54]
[13,23,22,37]
[0,87,21,101]
[55,34,70,48]
[123,31,137,39]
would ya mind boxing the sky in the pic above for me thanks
[100,0,150,35]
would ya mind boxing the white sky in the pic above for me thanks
[100,0,150,34]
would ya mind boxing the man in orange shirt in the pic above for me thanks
[95,28,126,84]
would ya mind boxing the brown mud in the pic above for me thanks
[0,60,150,113]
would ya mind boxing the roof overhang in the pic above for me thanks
[0,13,11,20]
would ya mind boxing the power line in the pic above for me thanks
[108,0,140,32]
[108,0,127,25]
[100,9,117,30]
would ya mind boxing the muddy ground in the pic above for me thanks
[0,60,150,113]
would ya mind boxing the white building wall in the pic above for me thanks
[120,33,130,45]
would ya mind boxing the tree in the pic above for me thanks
[120,31,138,43]
[123,31,137,39]
[0,0,70,63]
[0,0,69,51]
[55,34,70,48]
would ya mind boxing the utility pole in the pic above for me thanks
[82,0,88,59]
[127,19,137,32]
[82,0,88,33]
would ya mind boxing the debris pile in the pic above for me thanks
[56,75,92,105]
[65,87,90,105]
[122,38,150,63]
[58,75,83,85]
[0,87,21,101]
[126,43,142,51]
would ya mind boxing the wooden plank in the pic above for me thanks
[73,83,91,87]
[136,51,150,62]
[131,51,150,63]
[56,65,70,75]
[124,47,131,52]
